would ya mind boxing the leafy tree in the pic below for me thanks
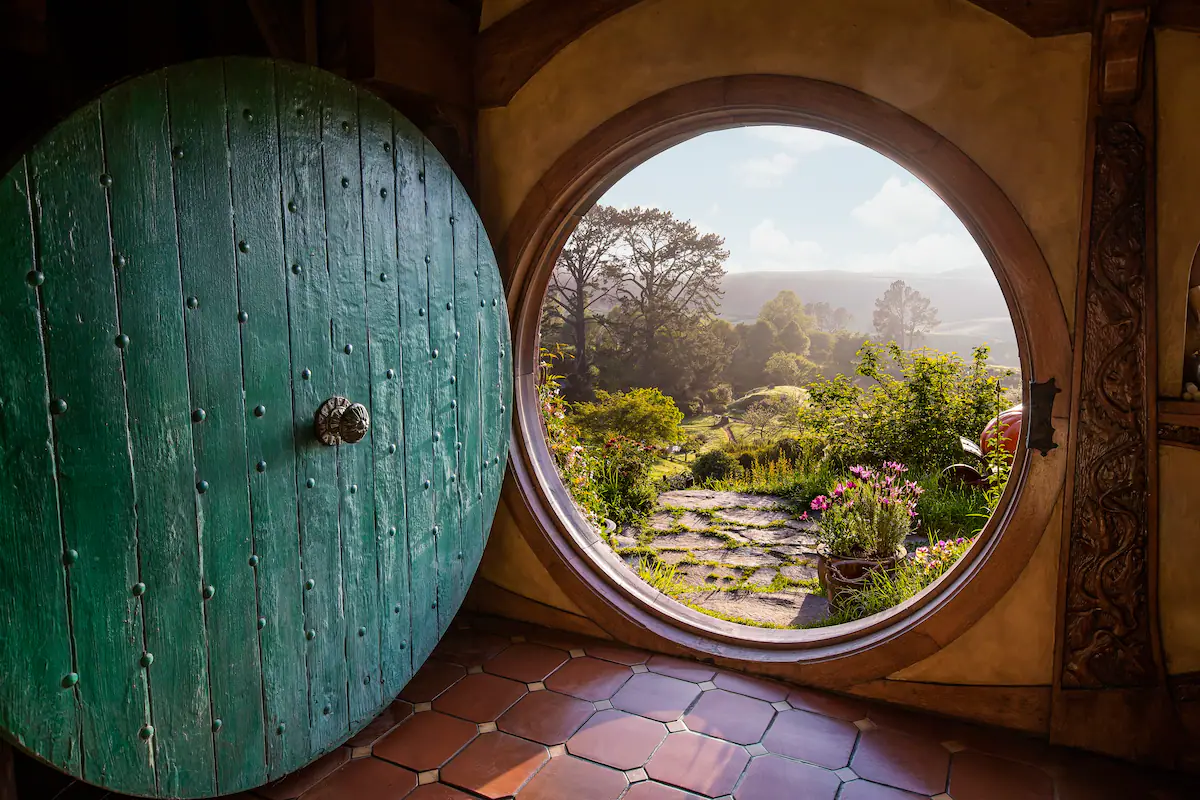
[726,320,777,393]
[572,387,684,446]
[765,351,820,386]
[831,307,855,331]
[805,301,854,332]
[545,204,623,399]
[759,290,813,334]
[604,207,728,386]
[741,401,781,443]
[777,320,810,355]
[872,279,939,349]
[808,330,834,363]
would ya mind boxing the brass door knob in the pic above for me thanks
[314,397,370,445]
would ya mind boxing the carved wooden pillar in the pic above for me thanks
[1053,3,1177,764]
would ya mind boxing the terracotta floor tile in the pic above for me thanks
[712,672,789,703]
[585,642,651,665]
[345,698,414,749]
[432,672,527,722]
[255,747,349,799]
[517,755,628,800]
[866,704,970,743]
[761,708,858,769]
[399,659,466,703]
[374,711,477,771]
[497,690,595,745]
[837,780,928,800]
[544,656,633,701]
[566,709,668,770]
[683,689,776,745]
[786,687,869,722]
[484,642,569,682]
[647,654,717,683]
[434,630,512,666]
[527,628,590,650]
[612,673,703,722]
[733,755,840,800]
[300,757,416,800]
[404,784,477,800]
[645,732,750,797]
[440,731,548,799]
[620,783,706,800]
[949,751,1054,800]
[851,728,951,796]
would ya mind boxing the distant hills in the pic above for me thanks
[717,269,1020,367]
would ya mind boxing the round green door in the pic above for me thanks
[0,58,512,798]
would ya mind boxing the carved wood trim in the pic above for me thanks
[1052,1,1177,766]
[1158,422,1200,450]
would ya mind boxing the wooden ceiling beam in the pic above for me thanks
[475,0,643,108]
[964,0,1094,37]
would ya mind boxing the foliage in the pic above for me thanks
[805,301,854,332]
[807,535,976,627]
[765,351,819,386]
[759,290,814,334]
[572,387,684,447]
[537,350,606,525]
[692,449,738,483]
[592,436,658,526]
[872,279,939,349]
[800,341,1010,474]
[810,462,922,559]
[545,204,623,399]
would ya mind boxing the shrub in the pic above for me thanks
[593,436,658,526]
[572,387,684,447]
[692,449,738,483]
[810,462,922,559]
[800,342,1011,474]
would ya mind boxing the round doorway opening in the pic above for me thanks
[504,77,1071,678]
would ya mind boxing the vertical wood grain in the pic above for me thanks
[0,159,79,775]
[31,103,154,793]
[275,62,346,753]
[102,70,215,797]
[223,57,308,781]
[360,96,412,694]
[166,60,266,793]
[321,78,378,727]
[478,228,508,538]
[396,113,438,667]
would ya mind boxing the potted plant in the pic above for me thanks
[811,462,923,607]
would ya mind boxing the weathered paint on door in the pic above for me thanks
[0,58,512,798]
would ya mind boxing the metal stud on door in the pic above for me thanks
[0,58,512,798]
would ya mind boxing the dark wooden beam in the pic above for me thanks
[965,0,1093,37]
[475,0,643,108]
[1158,0,1200,31]
[1051,1,1179,767]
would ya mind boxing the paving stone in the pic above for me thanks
[652,532,734,551]
[646,512,677,531]
[780,564,818,581]
[657,490,786,510]
[677,511,717,530]
[674,564,737,587]
[767,544,821,561]
[656,551,691,565]
[682,590,829,628]
[719,550,781,568]
[745,568,777,587]
[614,534,639,549]
[714,508,793,527]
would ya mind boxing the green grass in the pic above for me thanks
[728,385,808,413]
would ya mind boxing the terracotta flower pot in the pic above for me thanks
[817,549,906,608]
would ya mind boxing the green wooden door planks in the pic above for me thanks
[0,58,512,798]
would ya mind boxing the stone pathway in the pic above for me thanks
[610,489,830,628]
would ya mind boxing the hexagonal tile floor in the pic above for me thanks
[11,614,1196,800]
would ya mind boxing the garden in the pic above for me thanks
[539,338,1017,629]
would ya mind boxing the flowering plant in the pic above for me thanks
[912,536,975,576]
[810,462,923,559]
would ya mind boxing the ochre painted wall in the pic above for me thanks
[1156,29,1200,399]
[480,0,532,30]
[475,0,1090,694]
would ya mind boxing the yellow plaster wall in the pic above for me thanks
[1157,29,1200,398]
[1160,445,1200,675]
[475,0,1093,689]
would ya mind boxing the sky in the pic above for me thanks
[596,126,990,276]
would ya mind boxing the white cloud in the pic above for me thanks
[846,232,988,274]
[750,126,856,153]
[736,152,798,188]
[745,219,825,271]
[851,176,945,236]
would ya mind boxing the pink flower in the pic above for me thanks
[810,495,830,511]
[799,512,809,521]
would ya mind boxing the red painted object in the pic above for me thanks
[981,404,1023,456]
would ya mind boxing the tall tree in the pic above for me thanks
[872,279,940,349]
[545,204,623,398]
[777,320,810,355]
[804,301,854,332]
[605,206,728,386]
[759,290,813,333]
